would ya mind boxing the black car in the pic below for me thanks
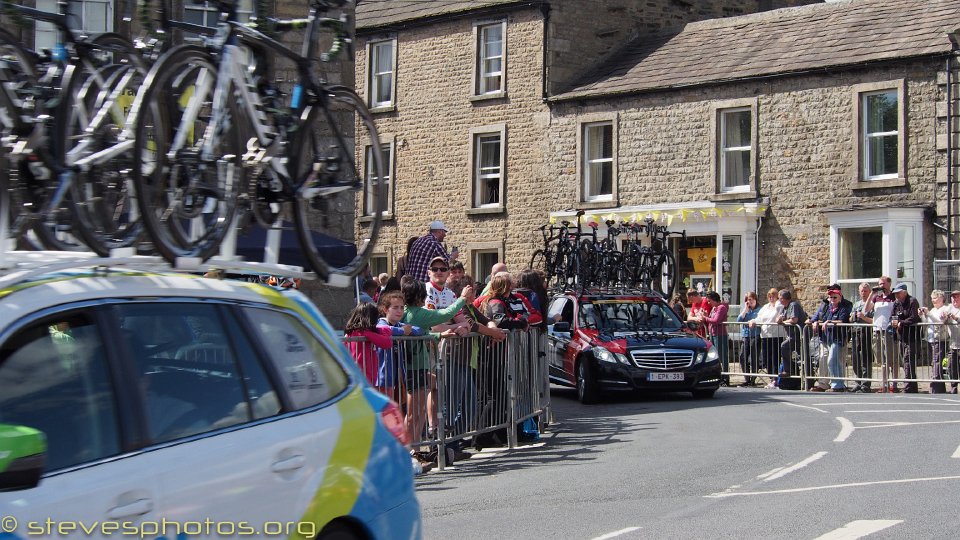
[545,290,721,403]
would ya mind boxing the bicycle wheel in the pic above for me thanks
[132,45,242,263]
[653,250,678,298]
[292,85,383,281]
[66,62,147,255]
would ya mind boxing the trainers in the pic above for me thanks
[809,386,826,392]
[765,382,778,389]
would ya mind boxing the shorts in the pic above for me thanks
[405,369,431,391]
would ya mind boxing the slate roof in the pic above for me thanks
[356,0,536,30]
[553,0,960,101]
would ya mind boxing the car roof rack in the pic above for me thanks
[0,248,325,291]
[558,286,666,299]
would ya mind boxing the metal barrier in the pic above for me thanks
[720,321,960,392]
[343,328,549,470]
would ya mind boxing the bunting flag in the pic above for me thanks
[549,204,768,225]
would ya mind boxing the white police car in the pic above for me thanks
[0,253,421,540]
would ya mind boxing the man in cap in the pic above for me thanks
[890,282,921,393]
[809,284,853,391]
[406,220,459,282]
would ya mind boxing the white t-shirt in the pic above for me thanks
[872,295,894,331]
[425,281,457,311]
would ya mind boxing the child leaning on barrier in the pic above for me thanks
[344,302,393,386]
[375,291,424,401]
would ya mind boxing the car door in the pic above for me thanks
[0,309,162,539]
[545,297,573,382]
[114,301,351,536]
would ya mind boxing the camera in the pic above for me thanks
[871,286,883,292]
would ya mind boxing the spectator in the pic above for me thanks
[694,291,729,386]
[670,293,687,322]
[448,261,466,283]
[358,278,379,304]
[751,288,785,388]
[945,291,960,394]
[394,236,418,280]
[922,289,950,394]
[514,269,549,321]
[344,303,393,386]
[381,276,402,295]
[809,285,852,392]
[850,282,875,392]
[480,262,509,296]
[891,282,920,393]
[406,221,458,282]
[400,279,472,455]
[776,289,807,389]
[866,276,896,392]
[737,291,761,386]
[375,291,423,403]
[377,272,389,292]
[686,289,709,339]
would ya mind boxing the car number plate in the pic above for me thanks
[647,372,684,381]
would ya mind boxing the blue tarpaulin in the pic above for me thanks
[233,222,357,269]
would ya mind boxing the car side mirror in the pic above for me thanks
[552,321,571,333]
[0,424,47,492]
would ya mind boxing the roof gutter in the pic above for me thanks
[547,52,953,104]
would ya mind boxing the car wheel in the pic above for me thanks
[576,359,600,404]
[316,522,362,540]
[691,388,717,399]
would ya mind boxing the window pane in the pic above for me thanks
[0,313,119,470]
[721,236,741,304]
[838,227,882,280]
[84,2,109,33]
[866,91,897,133]
[375,42,392,72]
[896,225,914,280]
[867,134,898,177]
[476,134,501,206]
[584,123,613,198]
[116,303,254,443]
[365,145,391,215]
[243,308,349,409]
[723,110,750,147]
[723,149,750,188]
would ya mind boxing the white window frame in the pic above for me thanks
[861,89,898,181]
[363,137,395,218]
[719,107,752,193]
[710,98,758,200]
[366,38,397,110]
[826,207,925,302]
[35,0,113,51]
[473,20,506,98]
[852,80,906,188]
[468,124,506,211]
[183,0,254,27]
[577,119,616,204]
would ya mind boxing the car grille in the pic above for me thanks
[630,349,694,370]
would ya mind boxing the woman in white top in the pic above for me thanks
[922,289,950,393]
[750,287,785,387]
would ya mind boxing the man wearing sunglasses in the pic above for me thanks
[809,285,853,391]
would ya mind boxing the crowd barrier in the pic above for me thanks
[718,321,960,392]
[342,328,549,470]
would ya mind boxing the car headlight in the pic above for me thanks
[705,347,719,362]
[594,346,631,365]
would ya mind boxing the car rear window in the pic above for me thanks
[241,307,349,410]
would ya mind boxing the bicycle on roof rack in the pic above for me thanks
[530,213,683,297]
[128,0,383,283]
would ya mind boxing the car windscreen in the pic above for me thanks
[578,299,683,332]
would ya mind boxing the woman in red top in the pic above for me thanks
[695,291,730,385]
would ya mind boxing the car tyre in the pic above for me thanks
[576,359,600,404]
[691,388,717,399]
[316,521,362,540]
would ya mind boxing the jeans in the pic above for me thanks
[827,342,846,389]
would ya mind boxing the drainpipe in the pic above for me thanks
[540,2,550,102]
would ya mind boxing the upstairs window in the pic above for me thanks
[35,0,112,51]
[719,107,752,192]
[582,121,614,202]
[475,21,505,96]
[367,39,396,109]
[862,89,898,180]
[364,142,394,217]
[470,125,506,210]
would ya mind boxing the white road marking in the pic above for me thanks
[764,451,827,482]
[858,419,960,427]
[757,466,785,479]
[590,527,641,540]
[844,409,960,413]
[952,444,960,459]
[813,520,902,540]
[782,401,828,413]
[811,400,960,406]
[834,417,855,442]
[705,474,960,498]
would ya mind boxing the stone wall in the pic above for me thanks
[547,58,943,309]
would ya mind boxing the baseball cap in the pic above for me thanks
[429,255,448,267]
[892,283,908,293]
[951,290,960,297]
[429,220,448,232]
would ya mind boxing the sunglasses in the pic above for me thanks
[430,267,449,272]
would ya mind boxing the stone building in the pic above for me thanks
[356,0,960,311]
